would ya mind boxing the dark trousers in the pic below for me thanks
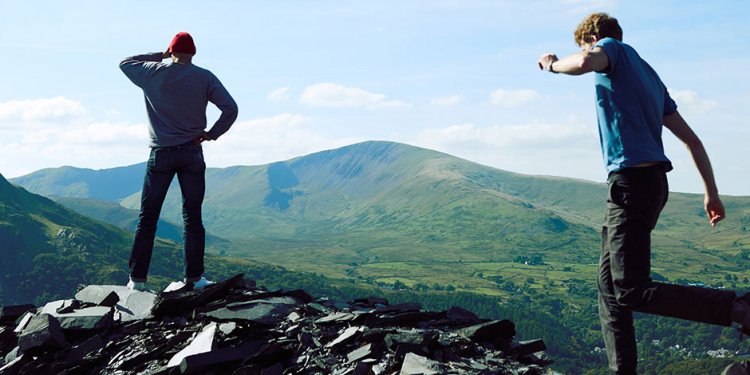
[597,165,735,374]
[129,143,206,282]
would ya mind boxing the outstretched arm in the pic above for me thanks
[663,111,725,226]
[537,46,609,76]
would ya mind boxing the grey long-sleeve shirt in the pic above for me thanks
[120,52,238,147]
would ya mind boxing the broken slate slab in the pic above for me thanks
[63,334,104,362]
[325,326,363,349]
[178,340,265,374]
[204,297,298,325]
[55,306,114,331]
[399,352,443,375]
[385,330,439,350]
[115,289,157,322]
[40,300,76,315]
[4,346,19,364]
[152,274,244,317]
[314,311,356,324]
[167,322,217,368]
[75,285,122,307]
[0,354,29,374]
[458,319,516,342]
[347,343,382,363]
[18,313,67,351]
[14,312,34,334]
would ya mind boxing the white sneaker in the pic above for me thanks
[192,277,215,289]
[127,279,148,292]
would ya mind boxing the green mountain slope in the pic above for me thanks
[52,196,230,248]
[0,172,186,304]
[11,141,750,299]
[10,163,146,201]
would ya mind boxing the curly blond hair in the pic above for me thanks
[574,12,623,46]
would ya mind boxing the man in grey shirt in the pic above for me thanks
[120,32,238,291]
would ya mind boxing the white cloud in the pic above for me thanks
[0,96,89,123]
[300,83,409,110]
[267,87,292,102]
[409,121,603,181]
[417,122,592,149]
[0,121,149,178]
[430,95,463,107]
[668,89,717,115]
[203,113,360,167]
[489,89,539,107]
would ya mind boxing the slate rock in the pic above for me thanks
[114,289,157,322]
[152,274,244,317]
[75,285,121,307]
[399,352,442,375]
[63,334,105,362]
[13,313,34,334]
[17,313,67,352]
[204,297,298,325]
[4,346,19,364]
[0,275,550,374]
[167,322,216,368]
[326,326,362,349]
[385,330,438,350]
[459,319,516,342]
[347,343,376,363]
[56,306,115,332]
[314,312,356,324]
[0,354,29,374]
[178,340,265,374]
[56,299,83,314]
[0,305,35,324]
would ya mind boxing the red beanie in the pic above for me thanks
[168,32,196,55]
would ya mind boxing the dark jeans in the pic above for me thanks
[129,142,206,282]
[597,165,735,374]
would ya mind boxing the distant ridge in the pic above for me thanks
[8,140,750,300]
[10,163,146,201]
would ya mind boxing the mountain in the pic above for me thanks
[51,196,230,248]
[7,141,750,373]
[10,163,146,201]
[11,141,750,301]
[0,171,262,306]
[0,172,179,304]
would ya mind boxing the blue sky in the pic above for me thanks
[0,0,748,195]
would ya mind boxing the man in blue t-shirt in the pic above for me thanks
[538,13,749,374]
[120,32,238,292]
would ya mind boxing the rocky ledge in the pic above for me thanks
[0,274,550,374]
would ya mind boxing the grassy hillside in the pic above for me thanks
[52,196,231,249]
[0,172,254,305]
[7,142,750,374]
[11,141,750,303]
[10,163,145,201]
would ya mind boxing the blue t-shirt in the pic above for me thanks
[593,38,677,173]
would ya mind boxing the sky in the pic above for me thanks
[0,0,748,196]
